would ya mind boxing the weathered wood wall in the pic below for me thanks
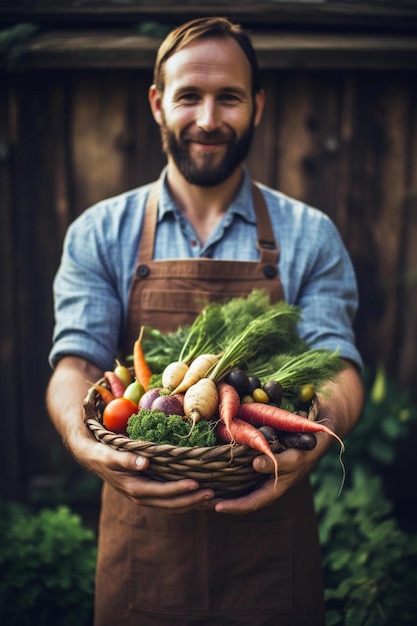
[1,2,417,517]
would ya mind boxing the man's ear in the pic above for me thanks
[253,89,266,128]
[148,84,163,126]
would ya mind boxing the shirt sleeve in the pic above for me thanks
[49,208,124,370]
[288,211,363,369]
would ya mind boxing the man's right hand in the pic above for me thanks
[46,356,215,513]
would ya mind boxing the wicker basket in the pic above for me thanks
[83,373,310,498]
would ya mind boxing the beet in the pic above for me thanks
[224,368,250,396]
[247,375,262,393]
[262,380,284,404]
[151,394,184,417]
[139,388,162,410]
[258,425,278,443]
[276,430,317,450]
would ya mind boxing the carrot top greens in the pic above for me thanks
[141,289,345,398]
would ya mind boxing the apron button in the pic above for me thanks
[136,264,150,279]
[263,265,277,279]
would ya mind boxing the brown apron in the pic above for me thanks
[94,182,325,626]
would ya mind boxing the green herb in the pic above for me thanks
[126,409,217,447]
[251,349,346,397]
[178,302,226,363]
[142,290,305,377]
[141,326,190,372]
[207,300,303,382]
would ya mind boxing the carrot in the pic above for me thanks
[217,381,240,440]
[237,402,346,494]
[237,402,345,451]
[171,353,221,395]
[162,360,189,391]
[183,377,219,435]
[104,370,126,398]
[88,381,115,405]
[133,326,153,391]
[216,417,279,489]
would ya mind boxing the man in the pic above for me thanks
[47,17,364,626]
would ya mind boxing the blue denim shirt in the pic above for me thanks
[50,168,362,371]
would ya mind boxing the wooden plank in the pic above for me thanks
[371,78,411,371]
[6,30,417,70]
[271,71,344,217]
[9,70,80,492]
[0,76,23,500]
[334,71,412,372]
[70,69,164,215]
[1,1,417,30]
[269,71,322,202]
[396,83,417,392]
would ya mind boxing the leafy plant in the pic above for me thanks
[0,502,97,626]
[311,366,417,625]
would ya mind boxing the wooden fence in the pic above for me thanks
[1,1,417,518]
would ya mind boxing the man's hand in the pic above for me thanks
[47,356,215,513]
[213,438,327,514]
[213,360,364,514]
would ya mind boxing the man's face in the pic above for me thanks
[150,36,264,187]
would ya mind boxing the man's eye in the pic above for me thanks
[219,94,241,103]
[179,93,199,102]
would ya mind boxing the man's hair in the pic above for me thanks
[153,17,262,96]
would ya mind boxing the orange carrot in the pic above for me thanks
[217,381,240,440]
[104,371,126,398]
[237,402,346,494]
[237,402,345,452]
[216,417,279,489]
[133,326,152,391]
[88,381,115,405]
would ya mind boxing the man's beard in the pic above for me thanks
[160,115,255,187]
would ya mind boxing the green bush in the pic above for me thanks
[312,367,417,625]
[0,502,97,626]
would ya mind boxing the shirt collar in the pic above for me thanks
[157,167,257,225]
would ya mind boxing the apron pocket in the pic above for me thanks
[128,511,292,618]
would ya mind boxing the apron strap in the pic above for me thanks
[137,179,280,264]
[251,183,280,265]
[137,181,160,263]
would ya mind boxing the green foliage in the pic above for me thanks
[0,501,97,626]
[311,367,417,625]
[127,408,217,447]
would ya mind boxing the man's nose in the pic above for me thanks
[196,98,220,132]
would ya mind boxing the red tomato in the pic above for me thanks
[103,398,138,434]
